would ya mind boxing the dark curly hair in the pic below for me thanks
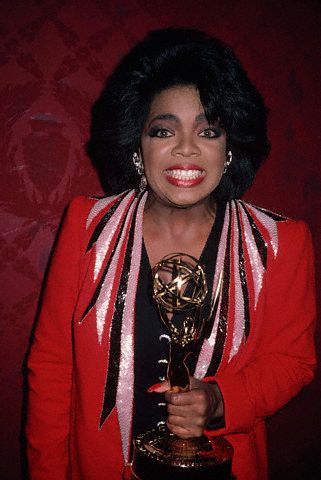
[87,28,270,200]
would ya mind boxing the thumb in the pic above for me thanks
[147,380,170,393]
[189,376,204,390]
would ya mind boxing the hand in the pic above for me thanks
[150,377,224,438]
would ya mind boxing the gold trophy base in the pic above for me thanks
[128,425,233,480]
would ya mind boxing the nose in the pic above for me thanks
[171,133,201,157]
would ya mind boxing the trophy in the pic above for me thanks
[128,253,233,480]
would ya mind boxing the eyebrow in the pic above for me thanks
[148,112,208,126]
[148,113,177,125]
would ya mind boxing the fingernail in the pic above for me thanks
[147,383,162,393]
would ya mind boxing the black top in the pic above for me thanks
[132,202,226,440]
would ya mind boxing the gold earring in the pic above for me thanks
[133,152,147,191]
[223,150,232,174]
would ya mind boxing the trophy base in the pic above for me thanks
[128,425,233,480]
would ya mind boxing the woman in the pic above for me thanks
[26,28,316,480]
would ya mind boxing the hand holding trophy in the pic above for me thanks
[129,253,233,479]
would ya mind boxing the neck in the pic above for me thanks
[144,192,216,231]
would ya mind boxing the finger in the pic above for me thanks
[167,418,203,438]
[165,390,194,405]
[167,410,205,428]
[166,402,207,420]
[189,376,204,389]
[167,426,192,438]
[166,422,192,438]
[165,388,208,410]
[147,380,170,393]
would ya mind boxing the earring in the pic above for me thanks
[223,150,233,174]
[133,152,147,191]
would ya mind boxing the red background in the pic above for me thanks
[0,1,320,479]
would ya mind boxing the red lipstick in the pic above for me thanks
[163,164,205,188]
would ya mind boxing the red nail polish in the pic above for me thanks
[147,383,162,393]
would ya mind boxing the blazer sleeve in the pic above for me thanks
[26,196,90,480]
[206,220,316,435]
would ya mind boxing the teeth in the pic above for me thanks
[165,169,204,180]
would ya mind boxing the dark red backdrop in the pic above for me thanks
[1,1,320,479]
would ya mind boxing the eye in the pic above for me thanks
[199,128,221,138]
[148,127,173,138]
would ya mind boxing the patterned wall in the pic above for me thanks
[1,1,320,479]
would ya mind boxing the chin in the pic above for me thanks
[163,192,214,209]
[147,183,217,210]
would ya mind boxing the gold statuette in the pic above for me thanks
[128,253,233,480]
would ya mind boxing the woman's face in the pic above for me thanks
[140,85,227,209]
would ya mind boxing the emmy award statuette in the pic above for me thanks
[127,253,233,480]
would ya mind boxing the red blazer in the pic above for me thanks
[26,194,316,480]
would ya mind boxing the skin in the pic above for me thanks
[154,378,224,439]
[140,85,226,438]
